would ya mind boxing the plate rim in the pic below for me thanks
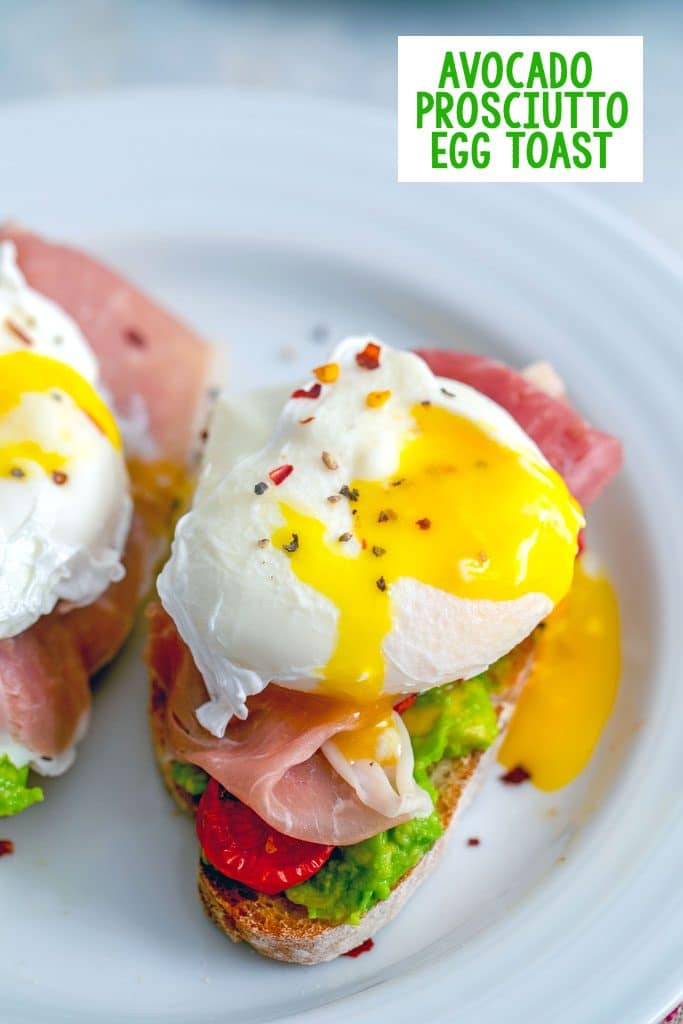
[0,86,681,1024]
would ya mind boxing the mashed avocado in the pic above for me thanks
[0,754,43,817]
[406,674,499,799]
[171,760,209,797]
[286,811,443,925]
[286,674,499,923]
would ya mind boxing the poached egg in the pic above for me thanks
[159,338,584,741]
[0,241,131,640]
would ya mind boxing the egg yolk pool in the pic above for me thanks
[272,402,583,701]
[499,556,621,790]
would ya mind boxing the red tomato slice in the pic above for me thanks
[196,779,334,895]
[393,693,417,715]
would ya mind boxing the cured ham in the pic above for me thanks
[417,349,622,506]
[148,605,426,846]
[0,228,213,771]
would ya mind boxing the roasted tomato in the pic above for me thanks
[196,779,334,895]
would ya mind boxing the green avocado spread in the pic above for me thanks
[286,810,443,925]
[285,673,499,924]
[171,760,209,797]
[0,755,44,817]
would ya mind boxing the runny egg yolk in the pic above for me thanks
[272,403,584,702]
[0,350,121,477]
[331,700,400,766]
[499,556,621,790]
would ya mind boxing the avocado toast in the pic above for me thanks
[148,604,533,963]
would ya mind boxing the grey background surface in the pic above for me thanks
[0,0,679,255]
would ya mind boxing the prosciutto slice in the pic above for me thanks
[0,227,213,767]
[416,349,622,506]
[148,605,424,846]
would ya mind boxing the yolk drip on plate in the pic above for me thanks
[272,403,583,701]
[0,350,121,477]
[499,556,621,790]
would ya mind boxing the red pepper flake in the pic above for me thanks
[344,937,374,958]
[123,327,146,348]
[355,341,381,370]
[4,318,33,346]
[0,839,14,857]
[500,764,531,786]
[299,416,315,425]
[416,517,431,530]
[393,694,417,715]
[577,528,586,556]
[52,471,68,486]
[467,837,481,847]
[268,464,293,486]
[291,382,322,400]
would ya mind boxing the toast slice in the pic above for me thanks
[149,632,534,964]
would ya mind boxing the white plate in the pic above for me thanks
[1,90,682,1024]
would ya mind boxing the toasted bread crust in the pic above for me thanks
[148,626,534,963]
